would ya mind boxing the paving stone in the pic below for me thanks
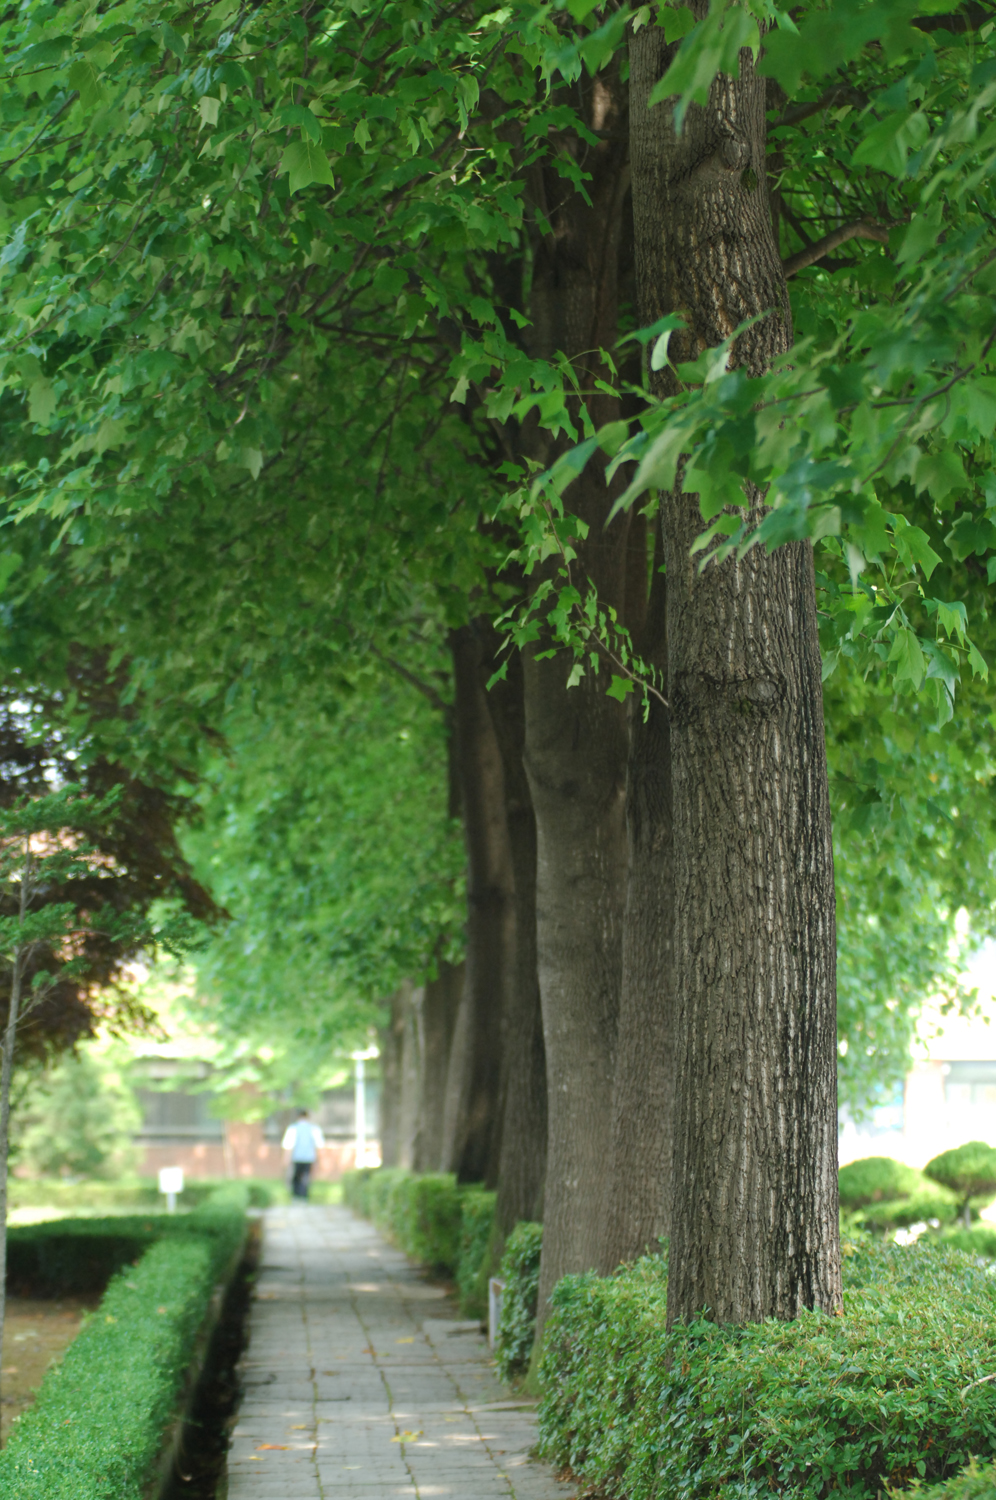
[225,1203,574,1500]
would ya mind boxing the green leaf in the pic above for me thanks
[67,58,106,113]
[280,139,335,194]
[606,675,635,702]
[277,103,322,143]
[852,111,930,179]
[889,626,926,690]
[649,1,760,130]
[198,96,221,129]
[160,23,187,57]
[0,554,23,595]
[28,380,56,426]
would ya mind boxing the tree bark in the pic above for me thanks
[517,65,633,1328]
[603,521,675,1270]
[413,958,464,1172]
[629,19,841,1325]
[379,981,421,1169]
[440,623,514,1183]
[378,986,404,1169]
[481,634,547,1238]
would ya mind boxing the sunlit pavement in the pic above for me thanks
[224,1202,575,1500]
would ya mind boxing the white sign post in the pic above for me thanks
[159,1166,184,1214]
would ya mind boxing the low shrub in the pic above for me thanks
[927,1142,996,1222]
[394,1174,464,1270]
[839,1157,958,1234]
[896,1457,996,1500]
[343,1170,497,1311]
[838,1156,920,1208]
[344,1168,468,1274]
[0,1185,248,1499]
[495,1221,542,1382]
[538,1238,996,1500]
[456,1188,496,1318]
[940,1222,996,1257]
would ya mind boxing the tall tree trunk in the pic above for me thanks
[440,623,514,1183]
[517,65,633,1328]
[603,520,675,1270]
[413,959,464,1172]
[481,635,547,1238]
[630,19,841,1325]
[378,986,404,1169]
[397,979,422,1170]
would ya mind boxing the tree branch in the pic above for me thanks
[370,646,451,718]
[783,221,892,278]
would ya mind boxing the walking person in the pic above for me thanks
[282,1108,325,1200]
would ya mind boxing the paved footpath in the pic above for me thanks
[224,1202,577,1500]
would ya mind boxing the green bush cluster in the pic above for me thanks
[538,1238,996,1500]
[456,1188,498,1319]
[494,1221,543,1382]
[0,1184,249,1500]
[897,1457,996,1500]
[838,1156,958,1233]
[343,1169,496,1317]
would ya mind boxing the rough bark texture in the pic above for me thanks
[629,20,841,1325]
[413,958,464,1173]
[380,982,422,1169]
[440,624,514,1183]
[482,634,548,1236]
[603,522,675,1270]
[519,65,633,1327]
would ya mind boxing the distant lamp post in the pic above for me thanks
[351,1047,379,1169]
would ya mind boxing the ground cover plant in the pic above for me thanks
[537,1238,996,1500]
[0,1185,247,1497]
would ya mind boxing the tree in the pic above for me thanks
[2,0,996,1341]
[16,1045,140,1179]
[0,784,198,1434]
[925,1142,996,1229]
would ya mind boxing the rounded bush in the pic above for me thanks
[926,1141,996,1215]
[838,1156,920,1209]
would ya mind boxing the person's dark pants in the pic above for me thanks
[291,1162,312,1199]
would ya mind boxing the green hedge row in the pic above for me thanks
[537,1237,996,1500]
[494,1221,542,1382]
[0,1184,249,1500]
[343,1169,496,1318]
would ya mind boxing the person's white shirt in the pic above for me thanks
[281,1118,326,1162]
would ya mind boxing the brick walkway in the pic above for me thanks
[224,1202,576,1500]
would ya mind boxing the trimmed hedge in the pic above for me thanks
[0,1184,248,1499]
[538,1238,996,1500]
[457,1188,497,1319]
[838,1156,958,1234]
[494,1221,542,1381]
[343,1169,496,1317]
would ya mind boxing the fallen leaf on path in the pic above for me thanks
[396,1337,415,1344]
[256,1444,289,1450]
[392,1431,423,1443]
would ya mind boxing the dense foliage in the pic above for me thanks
[0,1185,247,1498]
[494,1221,543,1383]
[538,1240,996,1500]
